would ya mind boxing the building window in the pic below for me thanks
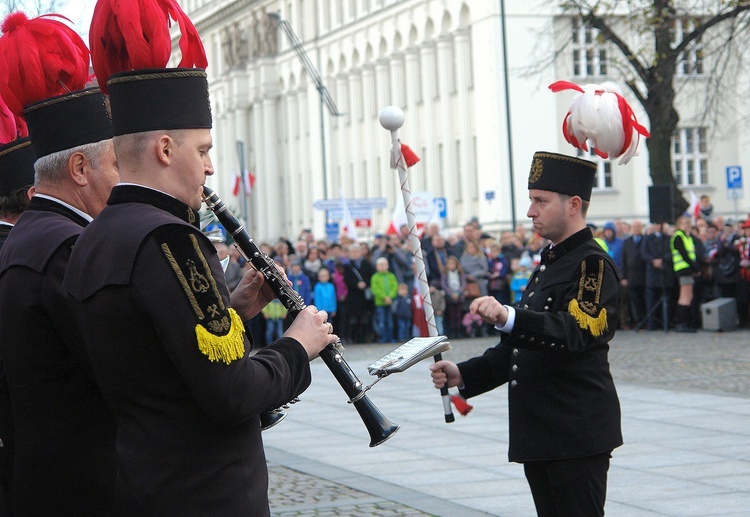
[672,128,708,186]
[571,18,607,78]
[672,18,704,76]
[580,149,613,189]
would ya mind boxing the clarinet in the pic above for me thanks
[203,187,400,447]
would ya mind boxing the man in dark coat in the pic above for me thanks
[343,243,376,342]
[641,222,675,330]
[62,63,336,514]
[0,115,36,517]
[621,219,648,327]
[0,86,119,514]
[431,152,622,516]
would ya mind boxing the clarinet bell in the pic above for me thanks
[260,410,287,430]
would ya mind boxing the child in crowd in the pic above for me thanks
[429,280,446,336]
[488,242,512,304]
[462,311,485,337]
[510,256,533,304]
[331,262,350,343]
[261,299,287,345]
[370,257,398,343]
[313,268,337,322]
[288,260,313,305]
[392,283,413,341]
[441,256,467,339]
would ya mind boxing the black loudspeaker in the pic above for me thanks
[648,185,676,224]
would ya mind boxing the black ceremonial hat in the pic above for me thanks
[107,68,212,137]
[23,88,113,159]
[527,151,597,202]
[0,137,36,195]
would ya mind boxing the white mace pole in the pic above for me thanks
[379,106,454,423]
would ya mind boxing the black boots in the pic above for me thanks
[674,305,697,333]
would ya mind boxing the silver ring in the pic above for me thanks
[327,322,334,334]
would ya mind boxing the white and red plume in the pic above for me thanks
[549,80,650,165]
[89,0,208,94]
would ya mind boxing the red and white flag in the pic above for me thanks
[688,189,700,222]
[339,189,359,242]
[232,169,256,197]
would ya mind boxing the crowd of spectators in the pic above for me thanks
[213,219,544,346]
[213,195,750,346]
[592,196,750,332]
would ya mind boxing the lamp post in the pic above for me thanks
[500,0,517,230]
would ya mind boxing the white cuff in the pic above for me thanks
[494,305,516,333]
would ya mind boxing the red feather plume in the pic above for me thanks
[0,12,91,117]
[0,94,28,144]
[90,0,208,94]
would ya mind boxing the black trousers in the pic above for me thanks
[523,452,611,517]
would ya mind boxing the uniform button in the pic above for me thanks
[510,380,518,388]
[518,334,525,340]
[544,306,549,310]
[550,342,555,347]
[524,304,529,308]
[528,292,535,297]
[547,297,552,302]
[529,337,535,342]
[512,364,518,372]
[540,341,545,345]
[513,349,519,356]
[540,265,546,272]
[535,278,539,284]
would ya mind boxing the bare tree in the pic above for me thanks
[556,0,750,215]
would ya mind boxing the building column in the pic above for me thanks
[436,36,456,211]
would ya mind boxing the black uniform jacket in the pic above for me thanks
[0,222,12,249]
[64,185,311,516]
[457,228,623,463]
[0,196,116,514]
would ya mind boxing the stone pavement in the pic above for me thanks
[265,328,750,516]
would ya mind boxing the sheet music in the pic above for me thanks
[367,336,452,376]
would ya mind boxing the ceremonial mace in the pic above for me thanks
[379,106,455,423]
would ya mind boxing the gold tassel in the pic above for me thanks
[568,299,608,337]
[195,308,246,364]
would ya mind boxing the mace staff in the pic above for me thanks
[379,106,455,424]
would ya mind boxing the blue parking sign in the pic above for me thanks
[726,166,743,189]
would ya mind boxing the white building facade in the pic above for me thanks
[183,0,750,242]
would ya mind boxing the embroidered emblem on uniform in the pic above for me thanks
[529,157,543,183]
[187,209,196,224]
[568,257,608,337]
[161,234,246,364]
[187,259,210,292]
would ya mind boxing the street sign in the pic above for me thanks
[313,198,388,211]
[326,208,372,220]
[325,221,339,241]
[434,197,447,218]
[727,188,744,199]
[726,166,743,189]
[485,190,496,201]
[354,218,371,228]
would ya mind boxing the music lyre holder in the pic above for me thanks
[363,336,453,394]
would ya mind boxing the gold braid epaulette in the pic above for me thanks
[568,256,608,337]
[161,233,245,365]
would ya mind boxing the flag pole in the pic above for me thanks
[236,140,249,227]
[379,106,455,424]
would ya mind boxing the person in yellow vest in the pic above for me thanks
[588,223,613,257]
[670,215,699,332]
